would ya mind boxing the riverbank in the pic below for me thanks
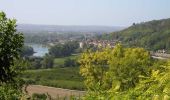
[25,43,49,57]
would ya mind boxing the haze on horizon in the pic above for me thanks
[0,0,170,26]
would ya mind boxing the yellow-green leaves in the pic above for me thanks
[79,44,170,99]
[79,49,109,90]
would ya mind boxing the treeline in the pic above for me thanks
[49,41,79,57]
[25,54,54,69]
[24,32,84,44]
[98,18,170,53]
[20,46,34,57]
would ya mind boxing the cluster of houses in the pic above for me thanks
[79,39,120,48]
[45,34,119,49]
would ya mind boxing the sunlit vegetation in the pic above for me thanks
[1,9,170,100]
[98,18,170,53]
[79,44,170,99]
[22,67,85,90]
[0,12,25,99]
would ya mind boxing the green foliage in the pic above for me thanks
[0,11,26,99]
[79,44,151,91]
[26,57,43,69]
[79,48,109,90]
[42,54,54,68]
[101,18,170,53]
[26,55,78,69]
[31,93,47,100]
[22,67,85,90]
[0,11,24,82]
[49,41,79,57]
[0,83,22,100]
[125,62,170,99]
[24,32,84,44]
[0,56,27,100]
[108,44,151,91]
[25,55,54,69]
[20,45,34,57]
[64,58,78,67]
[79,44,170,99]
[54,55,78,67]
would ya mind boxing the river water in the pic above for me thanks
[25,43,49,57]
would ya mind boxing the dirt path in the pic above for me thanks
[25,85,86,99]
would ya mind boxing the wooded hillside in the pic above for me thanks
[110,18,170,53]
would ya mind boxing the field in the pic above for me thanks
[54,55,79,67]
[22,67,85,90]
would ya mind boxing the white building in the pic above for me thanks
[79,42,84,48]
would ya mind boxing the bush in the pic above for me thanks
[42,54,54,69]
[31,93,47,100]
[64,58,77,67]
[79,44,170,99]
[0,83,22,100]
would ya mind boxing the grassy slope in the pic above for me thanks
[54,55,79,67]
[22,67,85,90]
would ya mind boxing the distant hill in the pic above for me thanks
[110,18,170,53]
[17,24,125,34]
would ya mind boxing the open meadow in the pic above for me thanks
[22,67,85,91]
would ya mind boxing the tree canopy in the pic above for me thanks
[20,45,34,57]
[79,44,170,99]
[0,12,24,82]
[49,41,79,57]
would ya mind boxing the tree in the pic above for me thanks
[79,48,110,90]
[105,44,151,91]
[79,44,155,99]
[20,45,34,57]
[125,61,170,100]
[0,12,25,99]
[42,54,54,69]
[31,58,43,69]
[64,58,77,67]
[25,57,43,69]
[49,41,79,57]
[0,12,24,82]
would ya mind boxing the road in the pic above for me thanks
[25,85,86,99]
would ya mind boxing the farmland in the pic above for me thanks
[22,67,85,91]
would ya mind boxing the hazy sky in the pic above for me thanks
[0,0,170,26]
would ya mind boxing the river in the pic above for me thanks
[25,43,49,57]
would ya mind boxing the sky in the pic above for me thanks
[0,0,170,26]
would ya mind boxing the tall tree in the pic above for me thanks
[79,44,155,99]
[0,12,24,82]
[42,54,54,69]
